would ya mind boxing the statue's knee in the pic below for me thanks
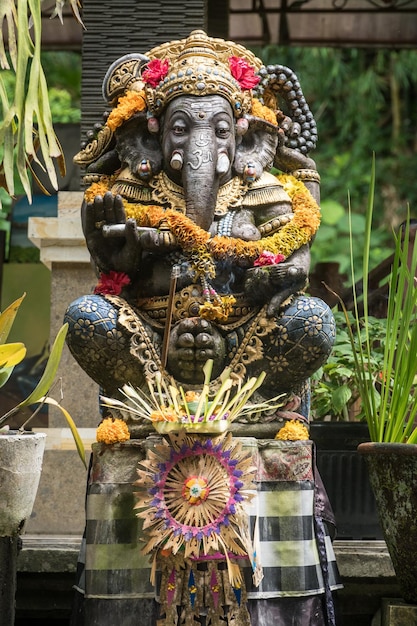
[279,296,335,353]
[262,296,335,388]
[64,295,118,346]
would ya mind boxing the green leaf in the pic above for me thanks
[16,323,68,408]
[319,199,345,225]
[331,365,354,378]
[0,365,15,387]
[0,1,17,70]
[332,385,352,414]
[43,397,87,469]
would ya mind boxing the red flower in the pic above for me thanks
[229,56,260,90]
[142,58,170,88]
[94,271,131,296]
[254,251,285,266]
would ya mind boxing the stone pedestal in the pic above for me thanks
[381,598,417,625]
[27,191,98,535]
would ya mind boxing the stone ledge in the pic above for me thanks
[18,536,395,580]
[335,540,396,580]
[28,191,89,268]
[18,535,81,573]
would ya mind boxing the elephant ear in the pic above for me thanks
[73,124,120,175]
[234,117,279,180]
[102,53,150,104]
[253,64,318,157]
[73,53,152,175]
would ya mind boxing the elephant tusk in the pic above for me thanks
[216,152,230,175]
[170,151,184,170]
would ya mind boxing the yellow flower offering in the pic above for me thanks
[96,417,130,444]
[275,420,309,441]
[150,407,178,422]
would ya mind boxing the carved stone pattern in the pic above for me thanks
[73,125,114,167]
[106,295,162,380]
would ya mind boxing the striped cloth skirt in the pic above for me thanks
[73,437,342,625]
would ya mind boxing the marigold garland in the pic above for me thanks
[96,417,130,444]
[251,98,278,126]
[275,420,309,441]
[101,88,280,136]
[119,174,320,263]
[84,177,117,203]
[106,90,147,131]
[84,174,320,277]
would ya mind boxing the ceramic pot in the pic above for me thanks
[358,442,417,604]
[0,431,46,537]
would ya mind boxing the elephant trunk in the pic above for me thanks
[182,150,230,231]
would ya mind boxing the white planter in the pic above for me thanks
[0,432,46,537]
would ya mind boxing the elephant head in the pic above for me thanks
[75,30,318,230]
[79,98,281,233]
[159,94,237,231]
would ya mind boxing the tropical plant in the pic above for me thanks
[335,158,417,443]
[0,0,83,208]
[311,311,387,421]
[0,293,86,466]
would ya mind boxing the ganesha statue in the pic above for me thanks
[65,29,335,432]
[66,30,341,626]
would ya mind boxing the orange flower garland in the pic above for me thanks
[101,89,283,135]
[120,174,320,263]
[84,174,320,278]
[84,177,117,203]
[106,90,148,131]
[251,98,278,126]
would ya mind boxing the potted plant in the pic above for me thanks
[0,293,85,622]
[335,158,417,604]
[0,293,86,531]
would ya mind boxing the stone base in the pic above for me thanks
[381,598,417,625]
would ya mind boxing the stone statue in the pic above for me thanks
[66,31,342,626]
[65,30,335,435]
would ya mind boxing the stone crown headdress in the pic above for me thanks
[76,29,318,172]
[103,30,263,118]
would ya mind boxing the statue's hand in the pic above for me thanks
[266,262,308,315]
[82,192,140,275]
[274,145,317,173]
[244,255,308,316]
[267,261,307,287]
[139,228,178,253]
[167,318,226,383]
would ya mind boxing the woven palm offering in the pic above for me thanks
[101,361,283,624]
